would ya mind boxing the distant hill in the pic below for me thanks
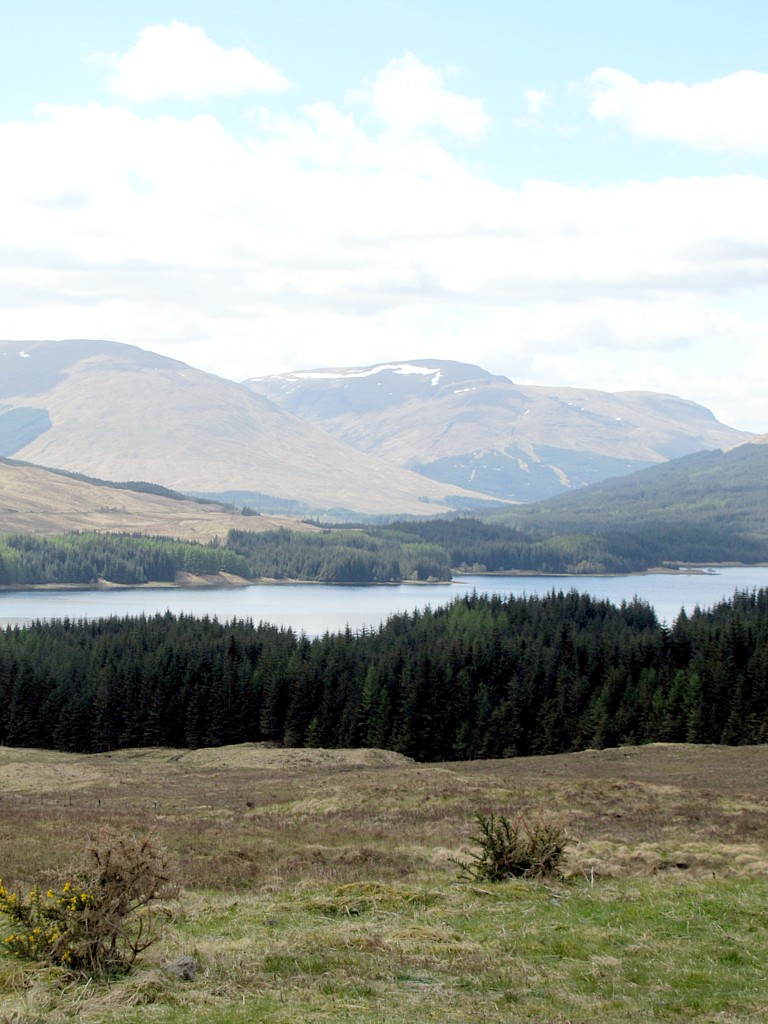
[0,341,494,517]
[0,458,311,542]
[479,439,768,567]
[243,359,753,503]
[507,440,768,533]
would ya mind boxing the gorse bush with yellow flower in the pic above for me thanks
[0,829,177,975]
[0,879,93,967]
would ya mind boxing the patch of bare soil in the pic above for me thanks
[172,572,253,587]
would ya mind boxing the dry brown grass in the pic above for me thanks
[3,743,768,1023]
[2,742,768,891]
[0,461,318,542]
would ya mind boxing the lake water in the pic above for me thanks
[1,566,767,635]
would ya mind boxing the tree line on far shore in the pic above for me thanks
[2,513,767,589]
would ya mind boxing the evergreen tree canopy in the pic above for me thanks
[1,588,767,760]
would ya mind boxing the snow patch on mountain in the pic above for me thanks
[289,362,440,382]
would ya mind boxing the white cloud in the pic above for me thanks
[525,89,548,117]
[588,68,768,153]
[1,56,768,432]
[4,101,767,300]
[110,22,289,102]
[348,53,490,140]
[512,88,550,129]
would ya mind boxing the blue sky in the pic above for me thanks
[2,1,767,430]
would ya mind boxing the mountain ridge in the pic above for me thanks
[0,341,494,517]
[1,341,756,514]
[243,358,753,502]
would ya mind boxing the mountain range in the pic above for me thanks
[244,360,752,502]
[0,341,755,516]
[0,341,487,518]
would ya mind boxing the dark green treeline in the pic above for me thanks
[0,533,250,586]
[1,588,768,759]
[2,521,767,586]
[0,529,451,586]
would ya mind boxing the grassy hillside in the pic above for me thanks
[1,743,767,1022]
[0,458,316,543]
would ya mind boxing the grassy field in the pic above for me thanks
[1,742,768,1022]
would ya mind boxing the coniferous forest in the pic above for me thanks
[0,529,452,586]
[2,516,767,588]
[1,587,767,760]
[0,533,251,586]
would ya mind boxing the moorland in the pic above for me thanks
[1,741,768,1022]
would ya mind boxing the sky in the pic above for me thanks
[2,1,767,432]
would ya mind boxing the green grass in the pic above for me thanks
[3,742,768,1022]
[3,877,768,1022]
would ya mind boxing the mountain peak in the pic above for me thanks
[0,340,187,398]
[244,359,515,415]
[244,360,753,503]
[272,359,512,386]
[0,339,492,516]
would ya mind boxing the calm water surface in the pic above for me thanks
[1,567,767,635]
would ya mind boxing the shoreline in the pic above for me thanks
[0,563,765,594]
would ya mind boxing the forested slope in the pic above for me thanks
[498,442,768,539]
[372,517,768,574]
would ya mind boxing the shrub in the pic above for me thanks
[0,829,177,975]
[455,811,567,882]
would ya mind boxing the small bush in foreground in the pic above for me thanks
[455,812,567,882]
[0,829,177,975]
